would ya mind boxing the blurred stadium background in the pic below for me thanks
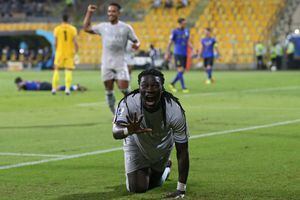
[0,0,300,71]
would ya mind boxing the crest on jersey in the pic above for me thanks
[117,107,125,116]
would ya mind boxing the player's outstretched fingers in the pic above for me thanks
[133,112,138,123]
[142,128,152,133]
[137,115,144,124]
[126,115,133,124]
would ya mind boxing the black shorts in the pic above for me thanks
[204,57,214,67]
[174,54,187,69]
[40,82,52,91]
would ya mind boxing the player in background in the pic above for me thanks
[199,27,219,84]
[113,69,189,198]
[52,14,78,95]
[15,77,87,92]
[166,17,191,93]
[255,41,266,70]
[83,3,140,115]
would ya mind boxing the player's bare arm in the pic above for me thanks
[83,4,97,34]
[165,39,173,59]
[166,141,189,198]
[113,112,152,139]
[73,36,79,53]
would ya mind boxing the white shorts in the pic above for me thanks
[101,67,130,82]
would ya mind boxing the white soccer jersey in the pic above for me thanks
[114,93,189,163]
[92,21,139,69]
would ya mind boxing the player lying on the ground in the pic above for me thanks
[112,69,189,198]
[14,77,87,92]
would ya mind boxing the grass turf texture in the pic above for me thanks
[0,70,299,200]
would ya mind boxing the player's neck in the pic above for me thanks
[110,19,119,25]
[143,101,162,113]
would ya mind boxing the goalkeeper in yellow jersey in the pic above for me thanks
[52,14,79,95]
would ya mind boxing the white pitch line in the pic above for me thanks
[0,152,65,158]
[0,147,122,170]
[77,102,106,107]
[182,85,300,98]
[189,118,300,139]
[1,119,300,170]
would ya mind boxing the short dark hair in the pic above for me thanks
[205,27,212,32]
[177,17,185,24]
[62,14,69,22]
[109,2,122,11]
[15,77,22,84]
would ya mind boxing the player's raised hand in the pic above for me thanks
[87,4,97,13]
[165,190,185,199]
[125,112,152,134]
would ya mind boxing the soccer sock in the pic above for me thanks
[161,166,171,182]
[208,68,213,79]
[65,69,72,92]
[52,69,59,91]
[171,72,180,85]
[178,71,186,89]
[206,67,212,79]
[106,90,116,114]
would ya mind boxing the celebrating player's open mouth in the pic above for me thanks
[144,94,158,106]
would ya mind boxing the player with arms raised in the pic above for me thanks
[113,69,190,198]
[83,3,140,115]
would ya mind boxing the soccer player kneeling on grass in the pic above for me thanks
[112,69,189,198]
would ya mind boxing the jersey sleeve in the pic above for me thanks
[73,26,78,37]
[91,23,104,35]
[114,99,130,125]
[127,24,139,42]
[171,104,189,143]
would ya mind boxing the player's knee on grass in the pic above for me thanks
[148,170,164,190]
[126,168,150,193]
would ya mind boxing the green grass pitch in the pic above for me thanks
[0,69,299,200]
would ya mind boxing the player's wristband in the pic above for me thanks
[177,182,187,192]
[123,128,129,136]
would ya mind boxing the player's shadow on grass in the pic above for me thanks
[56,184,132,200]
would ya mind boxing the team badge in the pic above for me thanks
[117,107,124,116]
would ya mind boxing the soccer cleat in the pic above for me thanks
[168,84,177,93]
[205,79,211,85]
[51,89,56,95]
[182,88,189,93]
